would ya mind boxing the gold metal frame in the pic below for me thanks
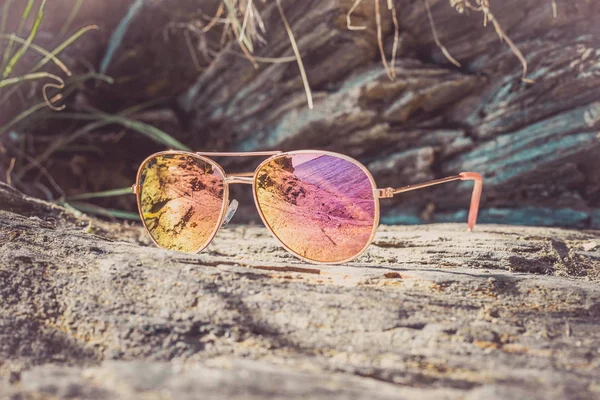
[133,149,482,265]
[134,151,231,254]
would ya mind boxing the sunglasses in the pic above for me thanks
[132,150,482,264]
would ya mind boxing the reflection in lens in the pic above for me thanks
[255,153,376,263]
[138,154,225,252]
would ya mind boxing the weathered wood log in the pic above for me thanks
[1,184,600,399]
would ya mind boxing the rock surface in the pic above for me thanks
[1,183,600,399]
[2,0,600,228]
[177,0,600,228]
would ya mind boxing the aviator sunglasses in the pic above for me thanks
[132,150,483,264]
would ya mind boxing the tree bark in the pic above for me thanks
[1,183,600,399]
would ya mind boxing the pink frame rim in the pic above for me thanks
[251,150,381,265]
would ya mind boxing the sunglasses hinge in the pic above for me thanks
[375,187,395,198]
[131,183,138,194]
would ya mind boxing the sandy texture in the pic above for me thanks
[1,183,600,399]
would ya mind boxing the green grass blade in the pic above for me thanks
[114,116,191,151]
[66,187,132,201]
[2,0,46,79]
[0,33,71,75]
[0,71,63,89]
[0,73,112,126]
[59,0,83,37]
[223,0,254,52]
[10,99,173,179]
[66,72,114,85]
[17,0,36,33]
[0,11,100,105]
[0,0,17,73]
[0,0,15,37]
[0,0,31,73]
[65,201,141,221]
[89,110,191,151]
[31,24,99,73]
[0,100,48,135]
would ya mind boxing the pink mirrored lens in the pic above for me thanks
[138,154,226,252]
[255,153,377,263]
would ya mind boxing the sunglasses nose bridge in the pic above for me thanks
[224,175,254,185]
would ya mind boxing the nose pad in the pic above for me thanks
[221,199,239,228]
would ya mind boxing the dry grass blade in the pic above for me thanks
[2,0,47,79]
[184,30,202,72]
[6,157,16,186]
[202,3,225,33]
[223,0,254,53]
[276,0,313,110]
[228,9,258,68]
[425,0,461,68]
[450,0,533,83]
[375,0,393,79]
[389,0,399,78]
[42,80,66,111]
[487,11,534,83]
[239,0,253,46]
[347,0,366,30]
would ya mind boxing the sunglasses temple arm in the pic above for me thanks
[386,172,483,231]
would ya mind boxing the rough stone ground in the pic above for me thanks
[1,183,600,399]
